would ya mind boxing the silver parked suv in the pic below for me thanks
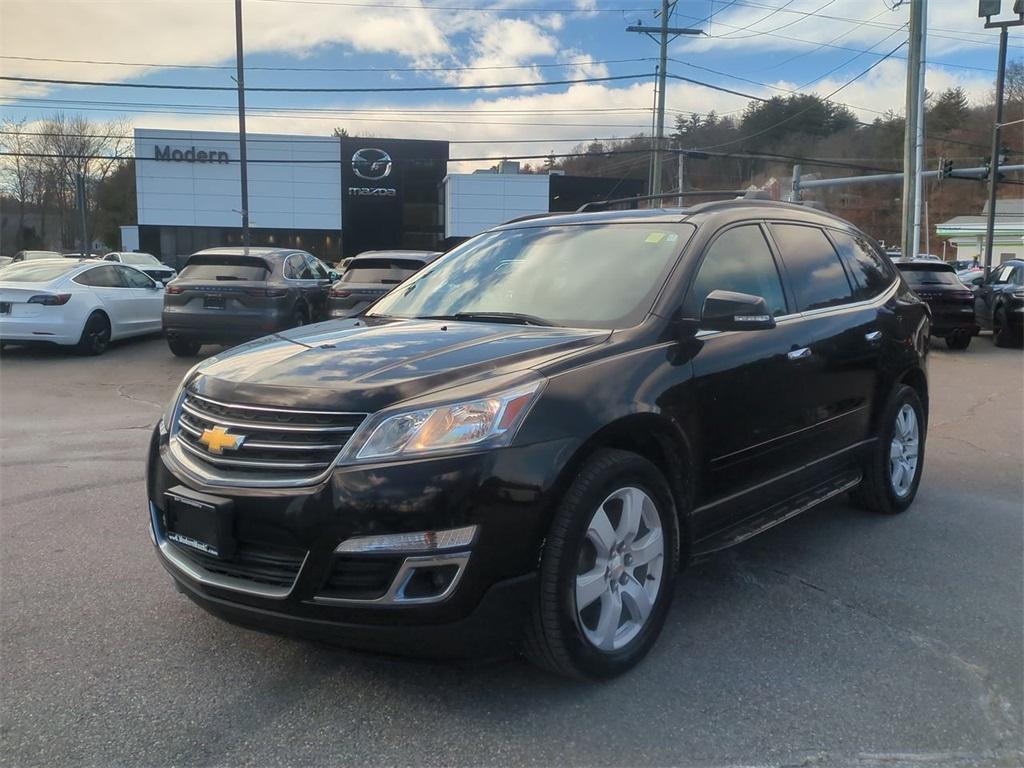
[162,247,337,356]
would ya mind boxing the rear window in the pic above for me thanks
[0,262,79,282]
[897,266,961,286]
[119,253,161,266]
[180,256,269,281]
[341,258,424,285]
[20,251,62,261]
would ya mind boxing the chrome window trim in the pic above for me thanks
[695,278,899,339]
[311,551,471,606]
[149,502,305,599]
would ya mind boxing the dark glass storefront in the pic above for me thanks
[138,226,343,268]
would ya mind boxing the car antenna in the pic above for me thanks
[268,332,317,350]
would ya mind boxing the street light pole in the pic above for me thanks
[980,0,1024,275]
[234,0,250,247]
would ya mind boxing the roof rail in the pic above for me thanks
[577,188,750,213]
[500,212,559,225]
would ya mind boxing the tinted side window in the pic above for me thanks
[285,255,312,279]
[829,230,894,299]
[75,265,125,288]
[771,224,854,311]
[117,266,155,289]
[684,224,788,318]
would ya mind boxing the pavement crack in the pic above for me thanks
[116,384,164,410]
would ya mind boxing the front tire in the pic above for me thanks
[851,384,926,514]
[75,312,110,356]
[523,449,680,679]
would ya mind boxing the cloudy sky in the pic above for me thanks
[1,0,1021,169]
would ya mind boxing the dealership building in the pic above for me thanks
[125,128,643,263]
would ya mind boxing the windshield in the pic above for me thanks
[119,253,161,266]
[0,262,78,282]
[180,256,269,281]
[368,222,694,329]
[899,268,961,286]
[342,258,424,285]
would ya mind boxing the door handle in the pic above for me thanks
[787,347,812,360]
[865,330,882,343]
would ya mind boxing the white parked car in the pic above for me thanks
[102,252,177,284]
[0,260,164,355]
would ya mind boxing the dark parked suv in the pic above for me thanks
[971,259,1024,347]
[327,250,440,319]
[895,260,977,349]
[147,202,929,679]
[162,247,334,356]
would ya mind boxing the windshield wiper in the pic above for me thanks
[416,312,556,327]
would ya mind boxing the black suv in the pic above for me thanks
[971,259,1024,347]
[895,260,977,349]
[147,202,929,679]
[162,247,336,356]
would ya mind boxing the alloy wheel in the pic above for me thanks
[889,404,919,498]
[574,486,665,652]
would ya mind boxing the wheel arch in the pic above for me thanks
[84,307,113,338]
[548,413,696,562]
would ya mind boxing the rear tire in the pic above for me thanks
[522,448,679,679]
[75,312,110,356]
[945,332,971,350]
[851,384,925,515]
[167,336,201,357]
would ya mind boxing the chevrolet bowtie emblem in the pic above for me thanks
[199,425,245,454]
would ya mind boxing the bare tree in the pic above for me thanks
[0,117,39,250]
[36,113,133,249]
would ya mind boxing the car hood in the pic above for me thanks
[191,317,609,412]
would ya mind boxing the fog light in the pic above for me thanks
[335,525,477,554]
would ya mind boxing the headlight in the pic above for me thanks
[353,380,544,461]
[161,359,215,431]
[1012,289,1024,299]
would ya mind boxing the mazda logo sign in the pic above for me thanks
[351,148,392,181]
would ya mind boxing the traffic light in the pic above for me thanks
[938,157,954,179]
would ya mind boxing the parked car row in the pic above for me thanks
[893,257,1024,349]
[0,247,441,356]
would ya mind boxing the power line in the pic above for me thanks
[0,72,652,93]
[673,9,1002,72]
[0,54,655,74]
[717,0,831,41]
[715,0,1020,47]
[694,39,908,150]
[0,147,910,173]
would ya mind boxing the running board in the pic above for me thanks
[692,469,863,557]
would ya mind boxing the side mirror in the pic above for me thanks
[328,270,339,282]
[700,289,776,331]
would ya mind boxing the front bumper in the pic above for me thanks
[147,425,576,658]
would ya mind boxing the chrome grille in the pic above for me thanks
[171,390,366,485]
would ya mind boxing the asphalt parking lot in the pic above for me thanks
[1,335,1021,768]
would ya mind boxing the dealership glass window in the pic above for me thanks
[770,223,855,311]
[684,224,788,318]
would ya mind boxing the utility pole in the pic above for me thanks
[900,0,926,260]
[677,151,685,207]
[75,172,88,255]
[627,5,701,198]
[979,0,1023,274]
[234,0,250,247]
